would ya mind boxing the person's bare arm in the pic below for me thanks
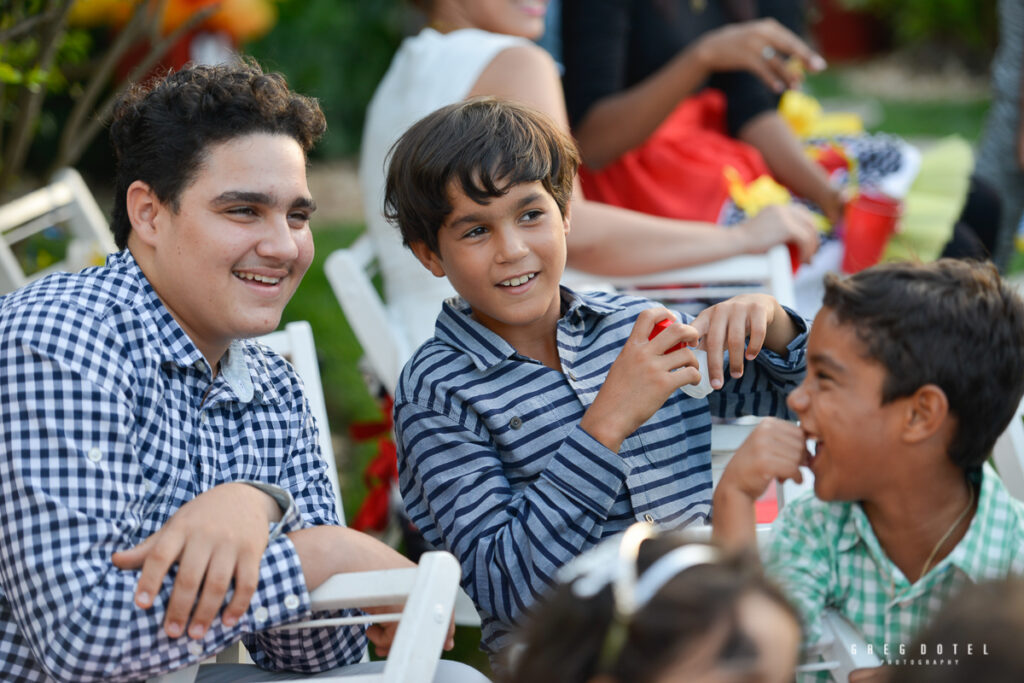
[739,111,844,225]
[469,44,820,275]
[573,18,826,170]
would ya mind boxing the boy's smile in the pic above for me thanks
[787,309,904,502]
[411,180,569,356]
[130,133,315,366]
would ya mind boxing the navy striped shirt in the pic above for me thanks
[395,287,808,656]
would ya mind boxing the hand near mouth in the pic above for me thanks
[712,418,808,548]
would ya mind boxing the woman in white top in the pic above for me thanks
[360,0,820,352]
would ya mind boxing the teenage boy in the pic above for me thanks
[384,97,809,659]
[713,259,1024,663]
[0,61,424,682]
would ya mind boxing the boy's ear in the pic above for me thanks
[409,240,446,278]
[125,180,163,248]
[562,203,571,236]
[901,383,950,444]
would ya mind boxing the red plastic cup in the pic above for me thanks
[649,319,682,352]
[841,191,902,274]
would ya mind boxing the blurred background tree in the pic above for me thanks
[246,0,409,159]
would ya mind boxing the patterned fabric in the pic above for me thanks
[395,287,808,656]
[0,251,364,682]
[764,463,1024,673]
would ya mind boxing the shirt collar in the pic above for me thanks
[838,463,1014,582]
[112,250,267,405]
[433,286,622,372]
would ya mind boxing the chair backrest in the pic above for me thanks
[993,396,1024,502]
[256,321,344,522]
[0,168,117,294]
[148,551,468,683]
[324,239,409,397]
[562,244,797,310]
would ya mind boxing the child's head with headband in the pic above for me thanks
[504,523,801,683]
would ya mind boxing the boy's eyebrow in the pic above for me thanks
[447,191,544,228]
[211,190,317,212]
[809,351,846,374]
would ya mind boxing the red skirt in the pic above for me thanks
[578,89,770,224]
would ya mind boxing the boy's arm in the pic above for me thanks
[397,398,631,631]
[711,417,808,548]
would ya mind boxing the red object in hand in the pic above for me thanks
[649,318,683,352]
[786,243,800,273]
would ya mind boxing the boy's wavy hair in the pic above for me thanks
[108,56,325,249]
[383,96,579,254]
[822,259,1024,472]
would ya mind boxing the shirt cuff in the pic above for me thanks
[543,425,630,515]
[244,533,313,631]
[240,481,297,543]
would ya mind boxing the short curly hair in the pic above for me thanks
[108,57,326,249]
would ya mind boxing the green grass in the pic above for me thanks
[804,69,990,141]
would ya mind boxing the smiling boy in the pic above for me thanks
[384,97,810,660]
[0,60,421,682]
[712,259,1024,668]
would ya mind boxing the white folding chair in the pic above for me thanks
[149,550,479,683]
[796,610,881,681]
[563,244,797,310]
[0,167,117,294]
[992,395,1024,502]
[324,239,410,398]
[257,321,344,516]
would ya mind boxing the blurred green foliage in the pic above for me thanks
[247,0,414,159]
[838,0,997,55]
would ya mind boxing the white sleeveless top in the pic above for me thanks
[360,28,530,354]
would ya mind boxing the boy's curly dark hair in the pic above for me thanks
[383,97,579,255]
[108,57,325,249]
[823,259,1024,472]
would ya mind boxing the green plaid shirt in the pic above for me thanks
[764,463,1024,663]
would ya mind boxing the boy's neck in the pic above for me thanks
[861,465,977,584]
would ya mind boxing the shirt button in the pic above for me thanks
[568,371,578,381]
[187,641,204,657]
[200,412,208,424]
[644,514,655,523]
[284,594,300,610]
[253,606,269,623]
[86,447,102,463]
[509,416,523,429]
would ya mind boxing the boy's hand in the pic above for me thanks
[718,418,808,502]
[712,418,808,548]
[112,482,280,640]
[581,307,702,452]
[691,293,796,389]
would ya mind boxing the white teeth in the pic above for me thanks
[234,272,281,285]
[499,273,536,287]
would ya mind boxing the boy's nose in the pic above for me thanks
[786,382,810,414]
[257,216,300,261]
[495,228,529,263]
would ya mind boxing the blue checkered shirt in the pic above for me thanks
[0,251,364,682]
[395,287,808,656]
